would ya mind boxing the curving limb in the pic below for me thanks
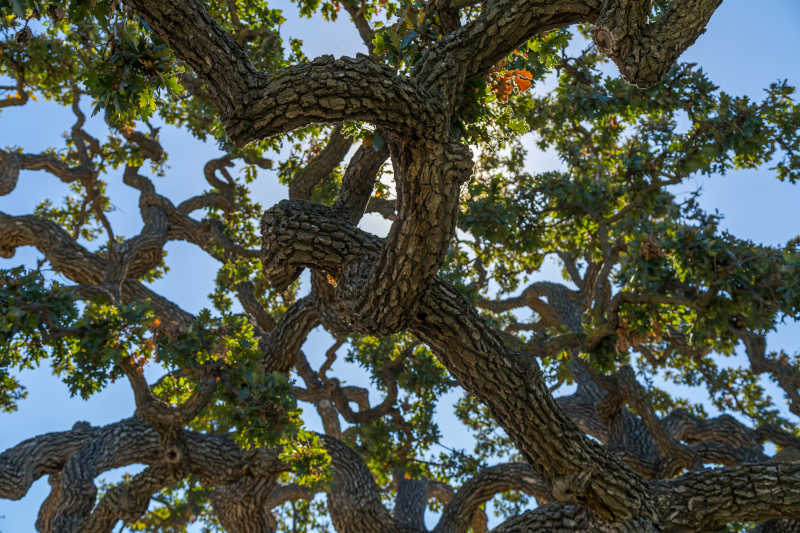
[259,200,800,528]
[0,149,95,196]
[592,0,723,88]
[351,139,473,335]
[81,466,184,533]
[119,0,444,146]
[261,200,382,293]
[290,125,353,202]
[210,477,279,533]
[0,212,195,327]
[416,280,657,523]
[230,55,443,145]
[33,421,162,532]
[0,417,290,532]
[420,0,722,94]
[321,435,413,533]
[490,504,592,533]
[0,421,107,502]
[261,296,321,373]
[259,201,656,521]
[263,142,473,337]
[120,358,218,434]
[418,0,598,99]
[333,142,390,223]
[741,332,800,418]
[2,0,767,529]
[654,463,800,531]
[434,463,551,533]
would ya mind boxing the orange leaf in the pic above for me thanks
[514,77,532,92]
[325,272,338,287]
[509,69,533,92]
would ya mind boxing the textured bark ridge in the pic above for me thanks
[261,204,657,523]
[593,0,724,87]
[348,140,473,334]
[17,0,800,531]
[127,0,723,338]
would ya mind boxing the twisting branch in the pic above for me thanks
[261,296,321,372]
[420,0,722,94]
[0,212,195,327]
[321,436,410,533]
[653,463,800,531]
[593,0,723,87]
[740,332,800,417]
[293,342,412,426]
[0,149,95,196]
[434,463,551,533]
[259,200,657,521]
[120,358,218,433]
[290,125,353,201]
[477,280,583,331]
[82,466,184,533]
[119,0,445,145]
[593,365,696,476]
[491,503,591,533]
[39,421,163,532]
[333,142,390,223]
[228,55,443,145]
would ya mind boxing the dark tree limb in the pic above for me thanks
[333,142,390,223]
[82,466,184,533]
[654,463,800,531]
[434,463,551,533]
[0,212,195,328]
[0,149,96,196]
[210,477,279,533]
[261,296,320,372]
[321,436,413,533]
[290,125,353,201]
[113,1,445,146]
[593,0,723,88]
[259,201,657,521]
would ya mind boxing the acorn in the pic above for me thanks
[15,26,33,45]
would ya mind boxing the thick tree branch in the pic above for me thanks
[259,202,656,521]
[0,212,194,327]
[128,2,442,145]
[491,503,592,532]
[593,0,723,88]
[420,0,597,93]
[655,463,800,531]
[290,125,353,201]
[261,296,320,373]
[321,435,412,533]
[333,142,390,223]
[120,358,218,433]
[125,0,259,121]
[434,463,551,533]
[82,466,183,533]
[210,477,278,533]
[232,55,443,145]
[0,150,95,196]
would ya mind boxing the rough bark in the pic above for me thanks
[3,0,764,530]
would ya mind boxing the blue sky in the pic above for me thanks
[1,0,800,530]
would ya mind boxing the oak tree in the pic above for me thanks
[2,0,800,531]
